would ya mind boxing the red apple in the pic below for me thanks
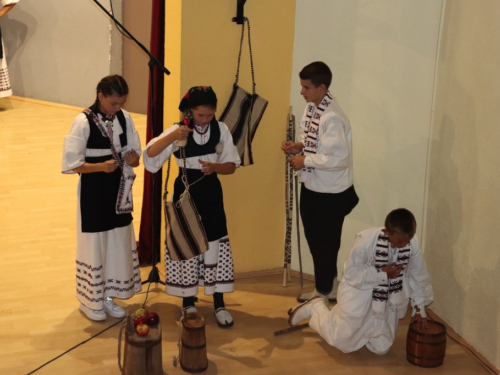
[135,323,150,336]
[146,312,160,326]
[134,316,148,327]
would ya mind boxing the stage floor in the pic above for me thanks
[0,96,491,375]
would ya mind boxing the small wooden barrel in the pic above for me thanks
[180,312,208,373]
[122,313,162,375]
[407,320,446,368]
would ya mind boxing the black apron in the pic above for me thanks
[80,109,132,233]
[173,120,227,241]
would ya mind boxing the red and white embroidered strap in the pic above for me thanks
[83,109,135,214]
[83,109,123,168]
[371,231,411,317]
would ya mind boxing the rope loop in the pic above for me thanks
[234,18,256,94]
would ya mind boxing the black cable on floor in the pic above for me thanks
[26,318,124,375]
[26,267,167,374]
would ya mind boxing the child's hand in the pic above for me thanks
[102,159,118,173]
[288,155,306,171]
[410,306,428,330]
[177,125,193,140]
[381,263,403,279]
[125,149,140,167]
[199,159,215,175]
[281,141,303,155]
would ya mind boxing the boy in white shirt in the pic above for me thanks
[288,208,434,355]
[282,61,359,303]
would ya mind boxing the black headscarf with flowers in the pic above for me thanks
[178,86,217,128]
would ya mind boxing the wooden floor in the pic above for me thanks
[0,96,492,375]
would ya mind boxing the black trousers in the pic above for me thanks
[300,184,359,294]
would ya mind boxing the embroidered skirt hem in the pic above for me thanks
[165,236,235,297]
[76,221,142,310]
[0,40,13,98]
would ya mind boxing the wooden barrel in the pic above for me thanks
[122,313,163,375]
[180,312,208,373]
[406,320,446,368]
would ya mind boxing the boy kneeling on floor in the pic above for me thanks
[288,208,434,355]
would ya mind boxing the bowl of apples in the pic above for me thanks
[130,307,161,338]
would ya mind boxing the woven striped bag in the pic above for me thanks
[219,18,268,166]
[163,149,208,261]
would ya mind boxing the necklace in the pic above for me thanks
[98,105,115,122]
[194,124,209,135]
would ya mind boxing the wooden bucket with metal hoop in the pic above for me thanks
[406,320,446,368]
[120,312,163,375]
[179,312,208,373]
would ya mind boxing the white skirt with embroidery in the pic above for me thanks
[0,39,12,98]
[75,195,142,311]
[164,236,235,297]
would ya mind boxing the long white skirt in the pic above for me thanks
[164,236,235,297]
[75,186,142,311]
[0,39,12,98]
